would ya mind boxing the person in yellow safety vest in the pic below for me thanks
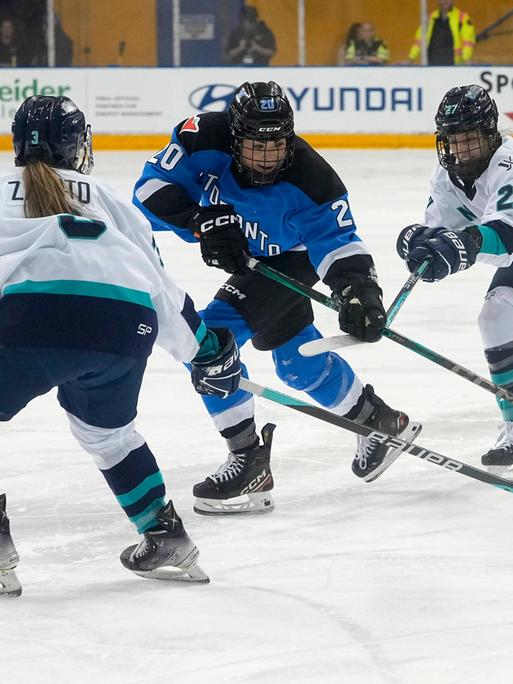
[343,22,389,66]
[408,0,475,65]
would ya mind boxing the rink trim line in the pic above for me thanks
[0,133,436,150]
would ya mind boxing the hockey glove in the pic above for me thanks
[396,224,479,282]
[333,274,386,342]
[190,204,249,274]
[191,327,241,399]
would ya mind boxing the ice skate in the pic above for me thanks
[120,501,209,583]
[481,422,513,476]
[0,494,21,597]
[352,386,422,482]
[193,423,275,516]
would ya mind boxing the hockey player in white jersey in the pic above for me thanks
[0,95,242,595]
[396,84,513,471]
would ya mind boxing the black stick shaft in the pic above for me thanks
[241,378,513,494]
[247,258,513,403]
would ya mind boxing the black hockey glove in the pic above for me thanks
[397,224,480,283]
[191,327,241,399]
[332,274,386,342]
[190,204,249,274]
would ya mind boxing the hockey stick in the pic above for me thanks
[246,256,339,311]
[246,257,513,404]
[384,259,431,324]
[299,259,431,355]
[240,378,513,494]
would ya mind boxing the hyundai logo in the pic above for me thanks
[188,84,236,112]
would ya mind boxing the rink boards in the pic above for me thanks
[0,65,511,147]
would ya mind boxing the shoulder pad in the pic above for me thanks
[175,112,231,156]
[282,137,347,204]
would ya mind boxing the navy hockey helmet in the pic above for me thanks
[435,84,500,182]
[12,95,94,174]
[228,81,294,186]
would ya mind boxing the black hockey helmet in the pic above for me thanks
[12,95,94,174]
[435,84,500,181]
[228,81,294,186]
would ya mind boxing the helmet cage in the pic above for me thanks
[229,81,294,186]
[435,85,501,182]
[436,129,499,181]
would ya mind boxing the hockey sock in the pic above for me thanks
[100,443,166,533]
[221,417,259,454]
[485,345,513,420]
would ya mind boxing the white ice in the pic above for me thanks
[1,148,512,684]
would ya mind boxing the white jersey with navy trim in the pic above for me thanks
[425,136,513,268]
[0,169,205,362]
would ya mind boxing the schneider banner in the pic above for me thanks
[0,67,512,135]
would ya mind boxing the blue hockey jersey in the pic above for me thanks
[133,112,374,288]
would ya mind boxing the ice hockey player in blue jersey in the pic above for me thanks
[0,95,243,595]
[134,80,421,515]
[397,84,513,474]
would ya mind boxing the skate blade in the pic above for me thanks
[193,492,274,516]
[364,421,423,483]
[132,562,210,583]
[0,567,22,597]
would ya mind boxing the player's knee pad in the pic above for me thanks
[478,286,513,349]
[66,412,145,470]
[273,345,329,391]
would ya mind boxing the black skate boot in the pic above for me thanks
[481,422,513,474]
[193,423,275,516]
[120,501,209,583]
[351,386,422,482]
[0,493,22,597]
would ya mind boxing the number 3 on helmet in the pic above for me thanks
[12,95,94,175]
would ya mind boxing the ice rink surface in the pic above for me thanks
[2,148,513,684]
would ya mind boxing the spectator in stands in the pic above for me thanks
[336,23,361,65]
[408,0,475,65]
[343,22,389,66]
[53,13,73,66]
[224,5,276,66]
[0,18,23,67]
[32,12,74,66]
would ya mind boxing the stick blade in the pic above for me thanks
[299,335,361,357]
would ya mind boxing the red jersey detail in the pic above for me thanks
[180,115,200,133]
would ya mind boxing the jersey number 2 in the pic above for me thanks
[331,199,353,228]
[497,185,513,211]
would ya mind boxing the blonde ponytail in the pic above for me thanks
[23,160,79,218]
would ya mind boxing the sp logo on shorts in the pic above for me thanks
[137,324,153,336]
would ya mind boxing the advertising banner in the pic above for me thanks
[0,67,511,136]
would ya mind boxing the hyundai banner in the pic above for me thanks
[0,67,512,135]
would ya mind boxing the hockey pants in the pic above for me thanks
[0,347,165,533]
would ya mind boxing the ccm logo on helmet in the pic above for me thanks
[257,126,282,132]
